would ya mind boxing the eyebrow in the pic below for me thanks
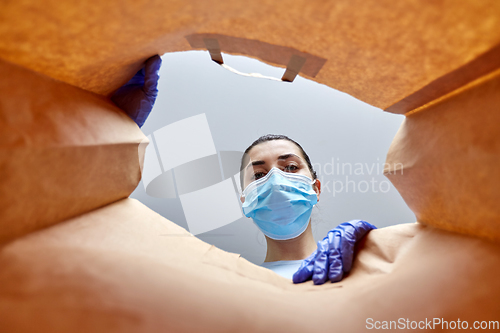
[245,153,301,171]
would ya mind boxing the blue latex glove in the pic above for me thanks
[111,55,162,127]
[292,220,377,285]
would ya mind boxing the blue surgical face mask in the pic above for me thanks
[241,167,318,240]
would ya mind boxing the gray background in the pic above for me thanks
[130,50,416,265]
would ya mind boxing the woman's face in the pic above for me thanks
[240,139,321,202]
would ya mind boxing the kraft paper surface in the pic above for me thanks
[0,198,499,332]
[0,0,499,113]
[384,69,500,241]
[0,59,147,244]
[1,1,500,331]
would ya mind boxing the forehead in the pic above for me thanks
[247,140,303,161]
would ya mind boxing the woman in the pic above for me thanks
[113,60,375,285]
[239,134,376,285]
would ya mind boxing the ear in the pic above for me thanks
[240,194,245,204]
[313,178,321,202]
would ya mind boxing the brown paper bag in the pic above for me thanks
[384,70,500,241]
[0,59,147,244]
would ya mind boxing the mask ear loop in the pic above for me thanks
[311,178,320,205]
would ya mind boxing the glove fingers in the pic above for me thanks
[144,55,162,95]
[292,250,317,284]
[110,87,144,120]
[312,240,329,285]
[124,67,146,87]
[338,223,356,273]
[339,220,377,272]
[328,230,344,282]
[348,220,377,241]
[135,99,154,127]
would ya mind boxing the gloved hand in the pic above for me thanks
[292,220,376,285]
[111,55,162,127]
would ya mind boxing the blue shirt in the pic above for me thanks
[260,260,304,280]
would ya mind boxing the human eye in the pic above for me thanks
[284,164,298,172]
[253,171,266,180]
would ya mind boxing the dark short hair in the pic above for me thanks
[239,134,317,189]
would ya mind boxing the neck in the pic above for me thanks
[263,221,317,262]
